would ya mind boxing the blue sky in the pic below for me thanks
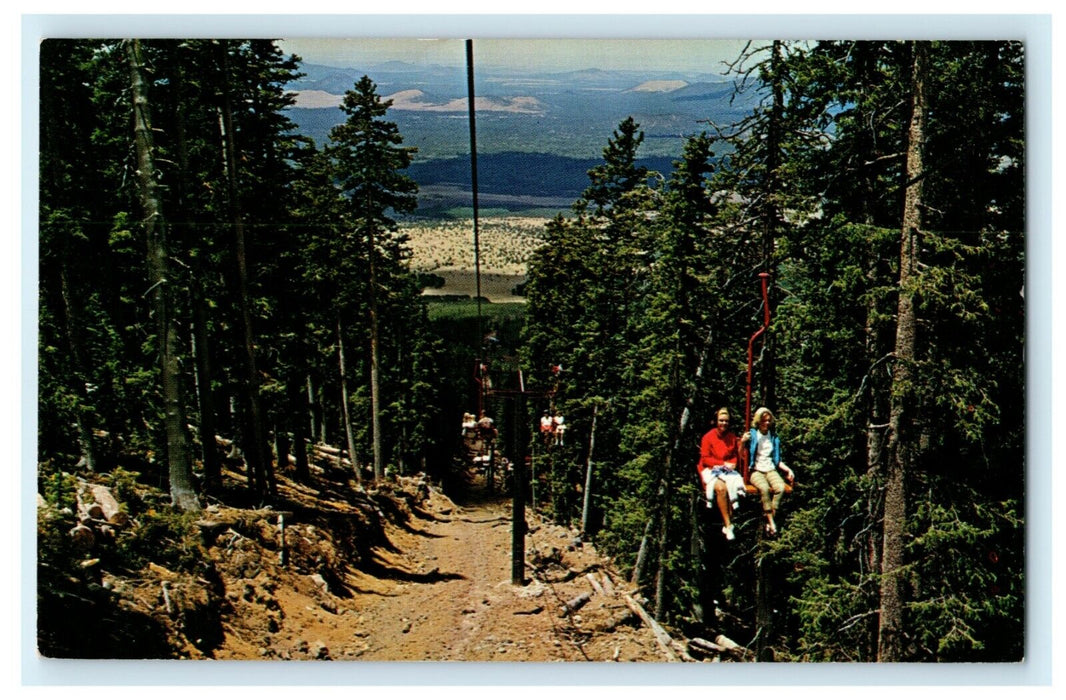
[279,38,760,74]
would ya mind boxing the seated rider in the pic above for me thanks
[552,415,566,445]
[462,412,477,436]
[740,407,795,537]
[540,410,554,441]
[477,411,497,441]
[696,407,745,541]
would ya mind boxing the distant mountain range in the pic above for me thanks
[285,60,759,217]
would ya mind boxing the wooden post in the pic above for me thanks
[511,400,527,585]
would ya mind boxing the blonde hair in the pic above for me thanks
[752,407,774,429]
[716,407,731,419]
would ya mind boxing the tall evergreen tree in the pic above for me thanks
[877,40,928,662]
[326,76,419,481]
[125,39,200,512]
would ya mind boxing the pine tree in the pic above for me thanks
[326,76,419,481]
[125,39,200,512]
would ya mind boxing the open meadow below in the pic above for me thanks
[421,270,528,304]
[403,216,549,302]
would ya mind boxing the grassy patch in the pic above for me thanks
[426,298,528,322]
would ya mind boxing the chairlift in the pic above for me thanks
[741,271,792,495]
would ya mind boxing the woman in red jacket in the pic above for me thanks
[696,407,744,540]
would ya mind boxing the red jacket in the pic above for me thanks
[697,428,739,476]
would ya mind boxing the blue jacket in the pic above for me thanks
[748,428,781,469]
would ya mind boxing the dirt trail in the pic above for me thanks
[336,485,661,662]
[44,459,718,662]
[348,493,552,660]
[171,462,675,663]
[208,474,666,662]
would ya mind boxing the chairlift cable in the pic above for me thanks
[466,39,488,416]
[466,39,483,344]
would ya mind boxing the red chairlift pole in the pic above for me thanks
[743,272,772,482]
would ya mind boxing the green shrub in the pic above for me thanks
[39,464,77,512]
[114,508,206,574]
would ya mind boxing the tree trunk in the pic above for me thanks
[291,418,311,483]
[190,292,221,492]
[635,341,703,591]
[856,42,889,586]
[754,546,775,661]
[652,494,670,619]
[878,41,928,662]
[367,220,384,481]
[632,517,654,586]
[755,45,785,651]
[336,316,361,482]
[290,378,312,483]
[172,55,222,495]
[580,403,598,538]
[759,40,786,411]
[216,41,273,499]
[58,263,97,472]
[306,374,318,445]
[125,39,199,513]
[275,429,291,473]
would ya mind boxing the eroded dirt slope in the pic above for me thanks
[210,474,666,662]
[43,460,742,663]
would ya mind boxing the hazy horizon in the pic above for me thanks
[278,38,760,76]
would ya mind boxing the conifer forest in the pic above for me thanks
[37,39,1025,663]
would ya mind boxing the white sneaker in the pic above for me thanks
[722,525,735,541]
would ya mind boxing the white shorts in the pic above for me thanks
[703,467,745,508]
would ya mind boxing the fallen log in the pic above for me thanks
[312,444,353,469]
[585,572,605,597]
[714,633,753,660]
[671,640,697,663]
[74,480,130,527]
[161,580,175,616]
[558,591,591,617]
[149,562,179,580]
[89,484,129,526]
[687,637,727,659]
[599,571,616,597]
[622,593,680,662]
[595,608,637,632]
[69,524,94,551]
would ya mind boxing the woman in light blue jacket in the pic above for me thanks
[741,407,795,536]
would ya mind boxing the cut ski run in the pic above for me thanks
[209,470,672,662]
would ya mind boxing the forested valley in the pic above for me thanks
[37,39,1024,663]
